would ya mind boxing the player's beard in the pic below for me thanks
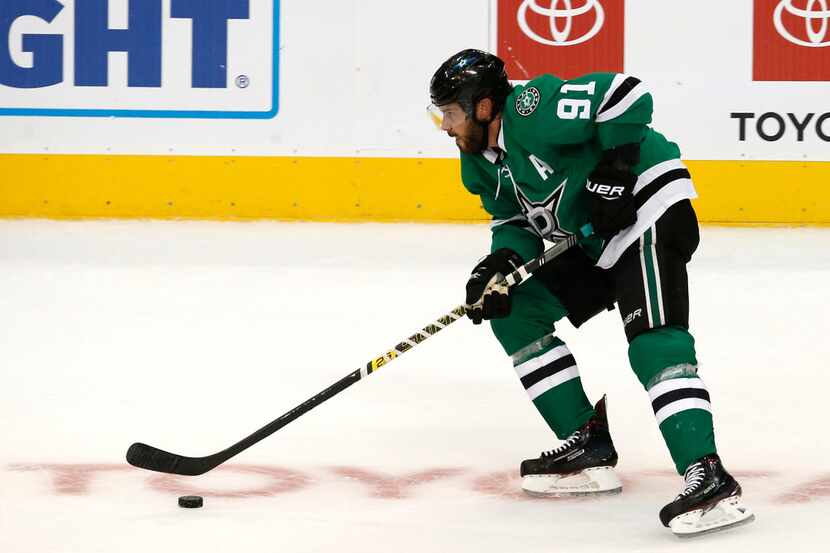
[453,119,488,155]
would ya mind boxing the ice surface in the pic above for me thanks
[1,220,828,552]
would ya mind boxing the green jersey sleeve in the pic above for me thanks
[507,72,654,152]
[460,154,542,264]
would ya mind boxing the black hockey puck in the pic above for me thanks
[178,495,203,508]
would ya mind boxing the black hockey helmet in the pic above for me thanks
[429,49,512,117]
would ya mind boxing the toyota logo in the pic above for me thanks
[774,0,830,47]
[517,0,605,46]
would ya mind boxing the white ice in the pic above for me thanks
[1,220,828,553]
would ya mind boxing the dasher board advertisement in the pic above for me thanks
[0,0,279,119]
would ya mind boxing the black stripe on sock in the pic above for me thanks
[597,77,641,115]
[651,387,711,414]
[520,354,577,389]
[635,168,692,209]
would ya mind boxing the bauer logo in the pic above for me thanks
[0,0,279,118]
[754,0,830,80]
[496,0,624,80]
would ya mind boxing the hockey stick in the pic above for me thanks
[126,225,592,476]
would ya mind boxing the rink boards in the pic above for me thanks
[1,1,828,224]
[1,155,829,224]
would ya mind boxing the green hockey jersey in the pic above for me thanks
[460,73,697,269]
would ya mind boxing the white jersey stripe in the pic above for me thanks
[633,159,688,195]
[596,178,697,269]
[596,73,628,114]
[595,80,650,123]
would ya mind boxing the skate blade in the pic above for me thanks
[522,466,622,497]
[669,495,755,538]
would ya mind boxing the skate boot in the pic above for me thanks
[520,396,622,496]
[659,453,755,537]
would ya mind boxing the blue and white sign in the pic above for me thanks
[0,0,279,118]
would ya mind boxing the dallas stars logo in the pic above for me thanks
[515,87,541,116]
[515,180,569,241]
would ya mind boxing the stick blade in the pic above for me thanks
[126,442,210,476]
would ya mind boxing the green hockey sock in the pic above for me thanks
[630,328,716,473]
[657,409,716,474]
[512,334,593,438]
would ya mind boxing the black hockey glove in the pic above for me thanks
[586,144,640,239]
[465,248,524,325]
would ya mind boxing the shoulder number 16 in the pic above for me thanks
[556,81,596,120]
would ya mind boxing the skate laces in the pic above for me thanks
[678,462,706,497]
[541,431,582,458]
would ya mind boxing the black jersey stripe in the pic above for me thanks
[651,388,711,413]
[597,77,642,116]
[634,168,692,209]
[520,354,577,389]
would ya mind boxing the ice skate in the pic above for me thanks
[660,454,755,537]
[520,397,622,497]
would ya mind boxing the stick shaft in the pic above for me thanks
[126,229,589,475]
[127,305,468,475]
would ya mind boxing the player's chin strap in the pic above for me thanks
[126,224,594,477]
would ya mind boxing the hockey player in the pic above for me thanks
[428,49,754,536]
